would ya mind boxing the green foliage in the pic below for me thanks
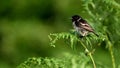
[48,31,104,50]
[18,32,109,68]
[82,0,120,68]
[17,53,109,68]
[48,0,120,68]
[48,31,108,67]
[0,0,120,68]
[17,0,120,68]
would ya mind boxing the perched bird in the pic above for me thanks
[71,15,98,38]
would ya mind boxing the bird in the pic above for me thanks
[71,15,98,38]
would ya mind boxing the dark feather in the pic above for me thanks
[71,15,98,37]
[79,20,94,32]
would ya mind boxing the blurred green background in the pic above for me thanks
[0,0,120,68]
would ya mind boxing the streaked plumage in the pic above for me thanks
[72,15,98,37]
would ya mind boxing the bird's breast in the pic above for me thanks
[73,21,79,27]
[73,22,80,32]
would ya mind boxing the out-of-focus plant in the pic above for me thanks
[18,53,93,68]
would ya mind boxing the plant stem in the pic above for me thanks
[89,52,96,68]
[106,36,116,68]
[109,44,116,68]
[79,40,96,68]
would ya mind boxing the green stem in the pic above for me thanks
[109,44,116,68]
[79,40,96,68]
[89,52,96,68]
[106,35,116,68]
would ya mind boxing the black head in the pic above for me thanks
[72,15,82,22]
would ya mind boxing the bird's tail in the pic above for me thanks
[92,32,99,37]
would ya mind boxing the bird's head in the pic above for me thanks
[71,15,82,22]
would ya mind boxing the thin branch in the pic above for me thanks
[79,40,96,68]
[108,43,116,68]
[89,52,96,68]
[106,35,116,68]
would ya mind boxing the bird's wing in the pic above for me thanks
[80,22,94,32]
